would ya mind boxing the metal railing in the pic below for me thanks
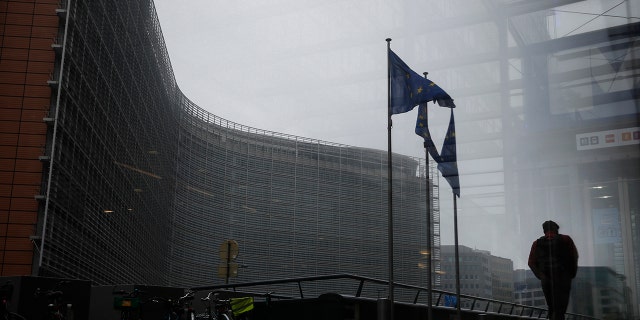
[190,273,598,320]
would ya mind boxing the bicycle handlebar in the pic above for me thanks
[201,292,214,302]
[178,290,195,304]
[200,292,230,303]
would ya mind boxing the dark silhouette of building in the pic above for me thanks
[440,245,514,309]
[571,266,632,320]
[514,269,545,307]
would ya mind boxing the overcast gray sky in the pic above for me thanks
[152,0,636,269]
[152,1,456,157]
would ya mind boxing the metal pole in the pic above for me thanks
[454,194,461,319]
[425,142,433,320]
[39,0,73,270]
[422,72,433,320]
[385,38,395,320]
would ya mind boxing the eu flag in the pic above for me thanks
[415,103,441,161]
[438,109,460,197]
[389,49,455,115]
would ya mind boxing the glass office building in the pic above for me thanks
[173,100,441,292]
[0,0,441,298]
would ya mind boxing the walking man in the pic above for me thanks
[528,220,579,320]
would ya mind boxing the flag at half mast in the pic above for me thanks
[388,49,455,115]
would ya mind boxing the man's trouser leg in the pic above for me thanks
[552,278,572,320]
[541,277,554,319]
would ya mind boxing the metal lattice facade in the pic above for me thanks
[172,100,441,297]
[0,0,441,296]
[34,0,182,284]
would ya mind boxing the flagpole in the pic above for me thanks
[424,143,434,320]
[453,192,461,319]
[422,73,433,320]
[385,38,395,320]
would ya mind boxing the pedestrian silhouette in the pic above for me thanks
[528,220,578,320]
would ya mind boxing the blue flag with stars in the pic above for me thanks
[415,103,441,161]
[438,109,460,197]
[389,49,455,115]
[416,105,460,196]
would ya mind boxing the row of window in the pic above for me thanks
[40,0,439,292]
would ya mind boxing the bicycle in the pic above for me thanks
[114,288,198,320]
[34,281,73,320]
[196,292,234,320]
[0,282,26,320]
[170,291,196,320]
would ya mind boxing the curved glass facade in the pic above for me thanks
[0,0,439,295]
[173,99,439,293]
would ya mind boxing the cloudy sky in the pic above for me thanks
[152,0,636,269]
[152,1,458,157]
